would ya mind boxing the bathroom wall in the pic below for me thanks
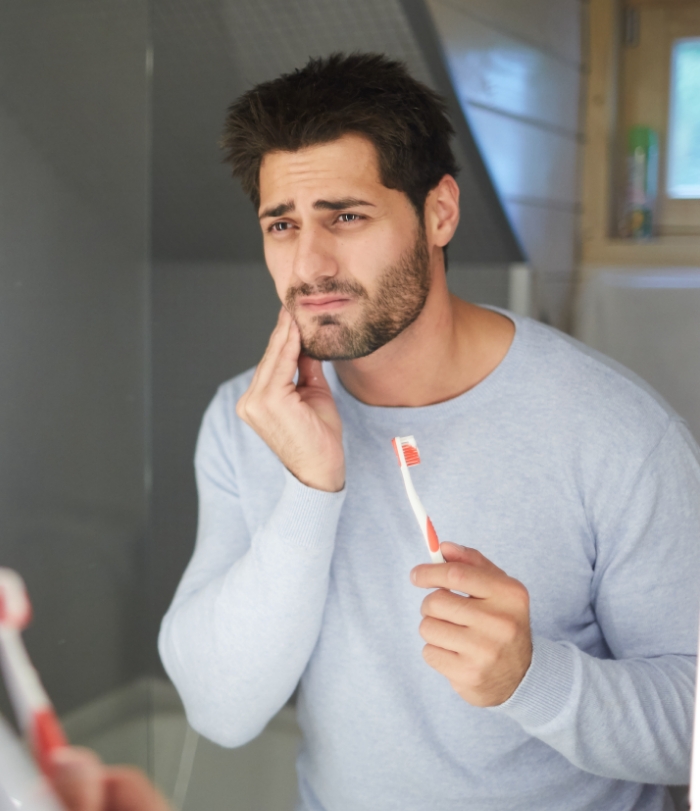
[0,1,150,716]
[427,0,585,328]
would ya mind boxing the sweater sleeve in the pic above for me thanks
[158,385,346,747]
[494,419,700,785]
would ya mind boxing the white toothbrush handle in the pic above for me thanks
[400,465,444,564]
[0,627,51,734]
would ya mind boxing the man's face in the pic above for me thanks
[258,134,432,360]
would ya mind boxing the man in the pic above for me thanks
[159,53,700,810]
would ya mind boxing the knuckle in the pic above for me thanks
[446,563,465,591]
[244,398,266,423]
[495,614,520,645]
[508,578,530,611]
[422,590,441,614]
[470,548,487,566]
[476,640,499,671]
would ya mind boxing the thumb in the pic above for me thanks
[49,747,105,811]
[297,354,330,392]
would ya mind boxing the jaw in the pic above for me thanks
[295,312,361,361]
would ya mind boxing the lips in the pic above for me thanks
[297,296,352,311]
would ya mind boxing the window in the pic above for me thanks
[667,38,700,199]
[618,3,700,237]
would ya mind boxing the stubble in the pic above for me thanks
[285,229,431,361]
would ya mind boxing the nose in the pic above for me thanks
[291,222,339,286]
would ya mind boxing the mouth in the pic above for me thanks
[296,296,353,313]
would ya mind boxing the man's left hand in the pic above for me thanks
[411,542,532,707]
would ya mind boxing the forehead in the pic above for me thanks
[258,134,385,209]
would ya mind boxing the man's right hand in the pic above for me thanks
[236,307,345,493]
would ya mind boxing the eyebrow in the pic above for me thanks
[313,197,375,211]
[259,197,375,220]
[259,200,294,220]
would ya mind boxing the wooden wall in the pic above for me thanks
[426,0,585,328]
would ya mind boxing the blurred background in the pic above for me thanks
[0,0,698,808]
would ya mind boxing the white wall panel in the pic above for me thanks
[434,0,582,66]
[504,201,578,276]
[427,0,583,326]
[429,0,581,134]
[466,105,579,204]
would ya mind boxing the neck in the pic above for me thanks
[332,272,515,407]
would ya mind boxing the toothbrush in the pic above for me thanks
[391,435,445,564]
[0,568,67,776]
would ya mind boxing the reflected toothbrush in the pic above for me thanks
[391,435,445,564]
[0,568,68,776]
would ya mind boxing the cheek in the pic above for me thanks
[339,228,405,285]
[263,245,293,302]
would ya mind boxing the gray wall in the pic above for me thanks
[427,0,584,327]
[0,1,150,714]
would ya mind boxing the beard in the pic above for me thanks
[285,229,431,361]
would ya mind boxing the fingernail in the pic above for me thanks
[410,569,417,584]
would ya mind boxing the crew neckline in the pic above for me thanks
[325,306,526,426]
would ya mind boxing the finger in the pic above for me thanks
[49,747,105,811]
[421,643,461,678]
[237,313,297,424]
[265,315,302,389]
[239,311,288,408]
[420,587,473,623]
[411,559,498,598]
[440,543,504,572]
[422,597,521,645]
[419,615,468,653]
[297,353,331,394]
[251,307,294,389]
[104,766,173,811]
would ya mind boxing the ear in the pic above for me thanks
[424,174,460,251]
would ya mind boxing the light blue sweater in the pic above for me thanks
[159,313,700,811]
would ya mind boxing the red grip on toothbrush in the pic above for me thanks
[32,708,68,776]
[426,517,440,553]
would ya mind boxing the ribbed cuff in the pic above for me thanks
[266,468,346,551]
[492,636,578,730]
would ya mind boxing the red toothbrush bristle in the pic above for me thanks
[391,438,401,466]
[401,443,420,466]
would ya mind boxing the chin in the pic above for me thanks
[300,327,387,362]
[298,323,359,361]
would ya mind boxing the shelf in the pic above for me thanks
[582,236,700,268]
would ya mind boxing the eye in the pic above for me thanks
[269,221,293,233]
[337,213,363,223]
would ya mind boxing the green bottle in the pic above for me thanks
[624,126,659,239]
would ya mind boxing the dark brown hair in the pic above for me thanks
[220,52,459,218]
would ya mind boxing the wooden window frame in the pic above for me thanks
[581,0,700,268]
